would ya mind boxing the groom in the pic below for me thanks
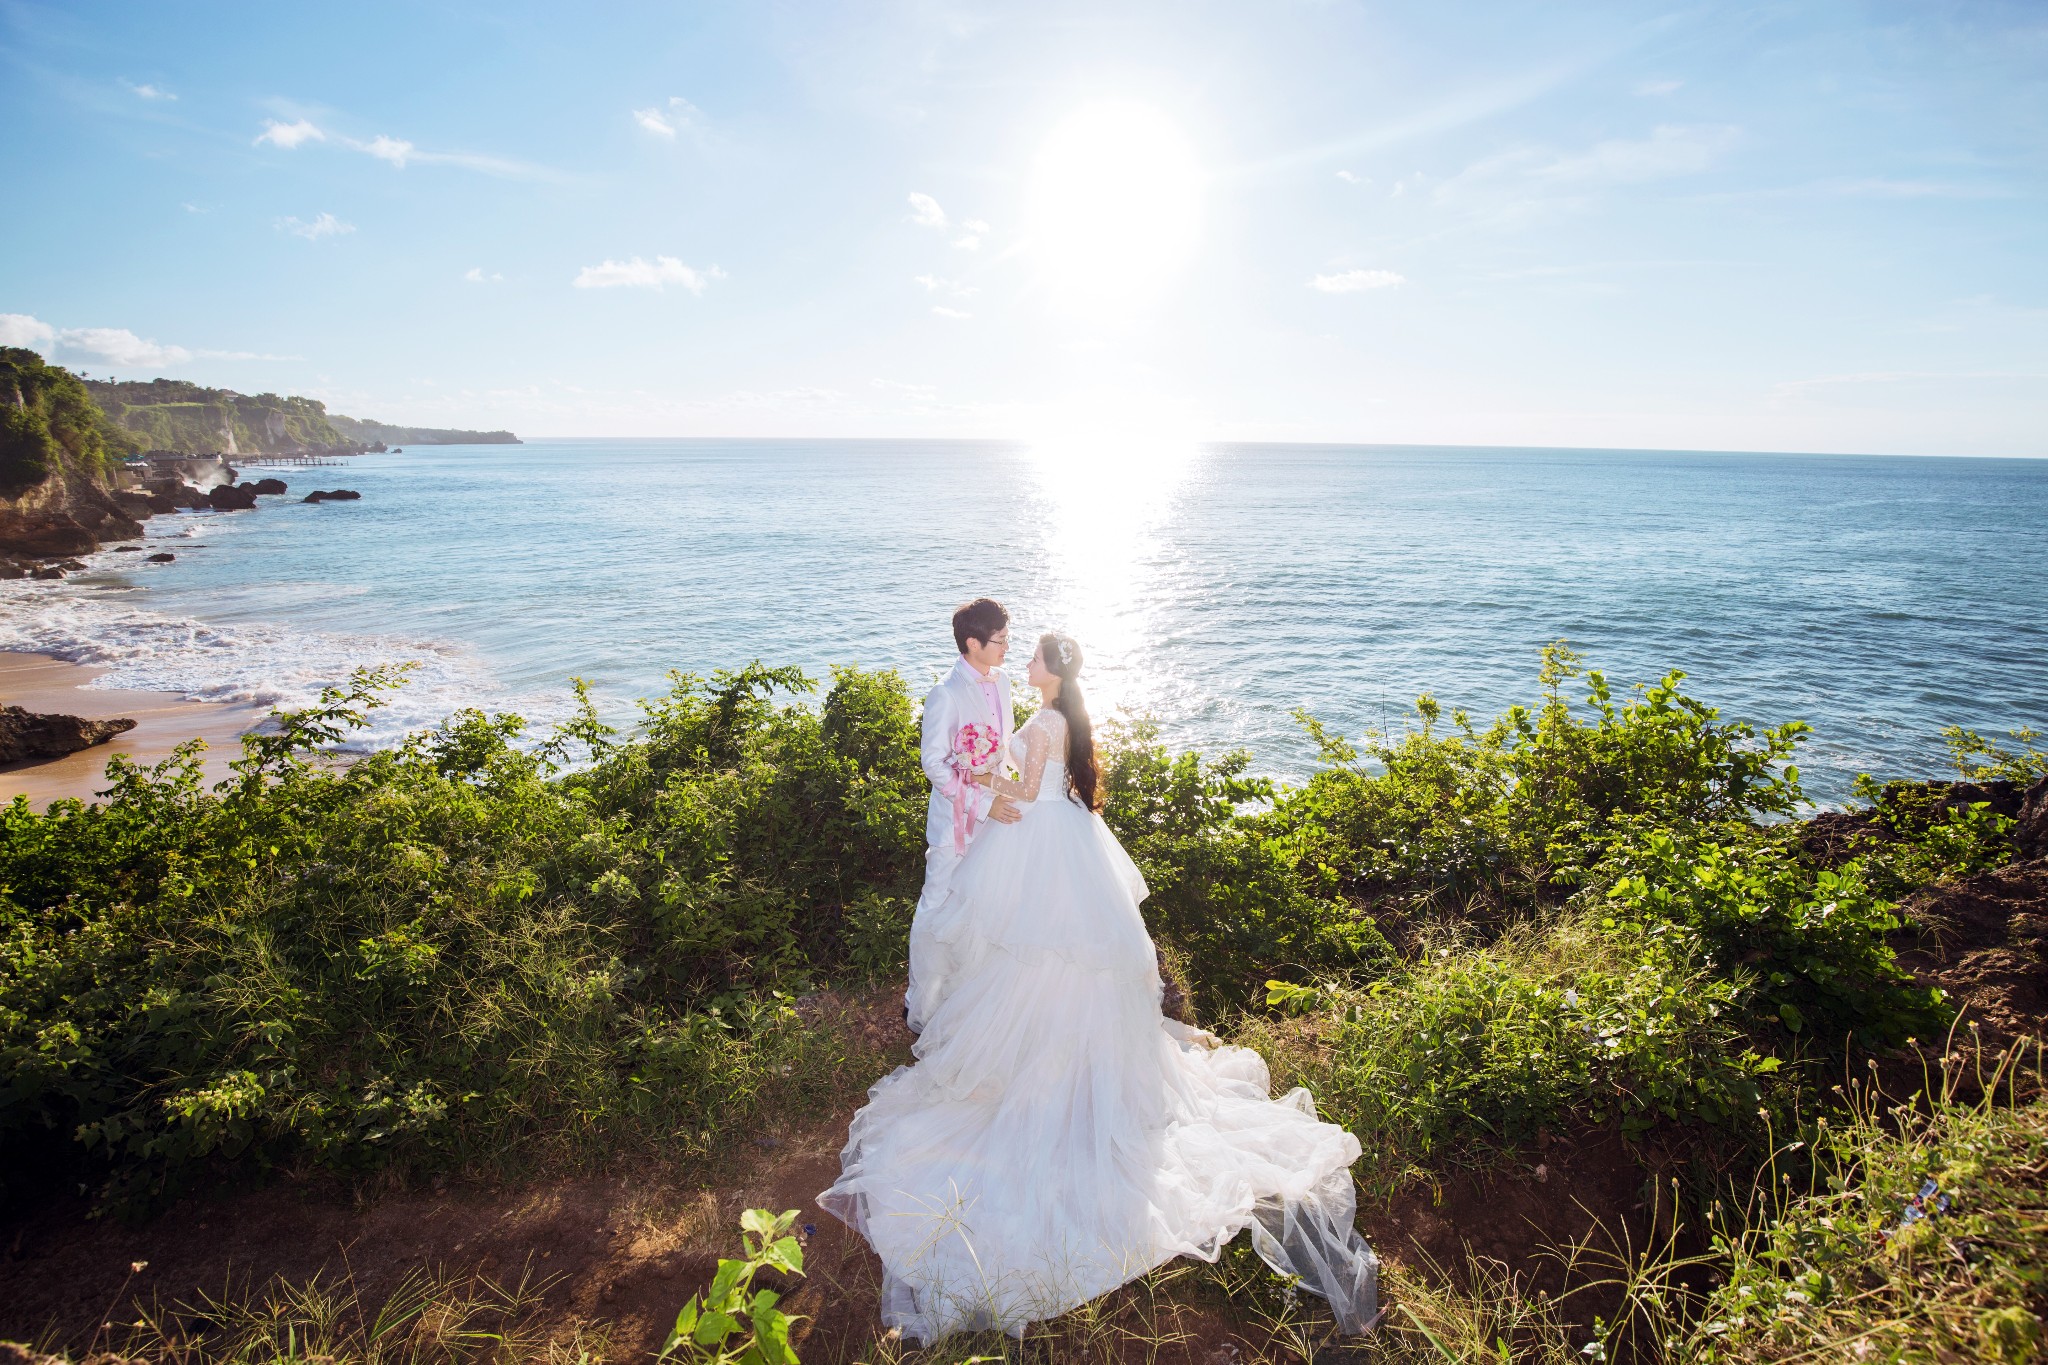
[904,597,1022,1031]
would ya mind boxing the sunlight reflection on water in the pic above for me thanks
[1026,434,1202,723]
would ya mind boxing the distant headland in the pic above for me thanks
[82,376,521,454]
[1,348,518,567]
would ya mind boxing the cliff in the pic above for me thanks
[327,415,522,446]
[1,349,145,558]
[84,378,352,455]
[83,379,522,454]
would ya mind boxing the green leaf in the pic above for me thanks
[1777,1002,1805,1034]
[708,1257,748,1305]
[762,1235,805,1275]
[694,1309,740,1346]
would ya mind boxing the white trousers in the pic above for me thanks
[904,842,963,1031]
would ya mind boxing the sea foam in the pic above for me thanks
[0,575,568,751]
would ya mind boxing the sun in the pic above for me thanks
[1026,99,1203,310]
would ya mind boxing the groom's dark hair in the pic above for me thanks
[953,598,1009,654]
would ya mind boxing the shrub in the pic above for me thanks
[1249,913,1771,1189]
[1599,825,1946,1046]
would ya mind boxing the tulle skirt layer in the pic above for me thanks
[821,795,1378,1343]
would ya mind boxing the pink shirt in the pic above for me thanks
[974,670,1001,730]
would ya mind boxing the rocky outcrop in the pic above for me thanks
[142,480,214,512]
[303,489,363,503]
[0,705,137,765]
[247,477,289,495]
[207,483,260,511]
[0,471,146,559]
[2018,777,2048,860]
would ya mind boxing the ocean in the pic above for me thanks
[4,439,2044,805]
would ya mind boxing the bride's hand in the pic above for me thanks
[974,771,996,788]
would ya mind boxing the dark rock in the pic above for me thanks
[303,489,363,503]
[113,491,157,519]
[0,706,137,764]
[67,503,146,540]
[28,566,63,579]
[248,477,289,495]
[0,562,24,580]
[144,552,175,563]
[114,545,142,552]
[57,559,87,571]
[207,483,261,511]
[2018,777,2048,860]
[0,515,97,558]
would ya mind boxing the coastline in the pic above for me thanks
[0,651,267,809]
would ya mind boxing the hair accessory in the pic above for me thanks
[1057,637,1075,666]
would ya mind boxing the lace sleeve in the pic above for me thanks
[991,711,1066,802]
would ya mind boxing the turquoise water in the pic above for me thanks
[4,439,2044,804]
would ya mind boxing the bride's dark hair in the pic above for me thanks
[1039,632,1101,811]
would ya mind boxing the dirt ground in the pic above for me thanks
[3,859,2042,1362]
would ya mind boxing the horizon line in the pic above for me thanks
[492,434,2048,461]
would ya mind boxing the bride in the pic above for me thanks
[819,632,1377,1343]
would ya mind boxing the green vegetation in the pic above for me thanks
[3,645,2039,1361]
[0,347,137,491]
[84,377,350,454]
[79,376,519,454]
[328,414,522,446]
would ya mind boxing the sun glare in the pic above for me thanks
[1026,100,1203,310]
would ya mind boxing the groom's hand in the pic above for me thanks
[988,794,1023,824]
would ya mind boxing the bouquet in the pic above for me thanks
[945,721,1002,853]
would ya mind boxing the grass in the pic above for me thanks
[73,1263,600,1365]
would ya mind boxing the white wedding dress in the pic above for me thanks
[819,710,1378,1343]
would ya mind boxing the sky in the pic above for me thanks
[2,0,2044,455]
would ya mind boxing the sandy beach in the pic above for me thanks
[0,651,268,809]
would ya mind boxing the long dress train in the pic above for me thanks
[819,710,1377,1343]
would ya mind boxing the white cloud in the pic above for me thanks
[4,315,292,366]
[907,192,948,228]
[464,267,504,283]
[573,256,724,292]
[1336,170,1365,184]
[951,235,982,251]
[913,274,978,298]
[363,134,416,167]
[0,313,56,349]
[124,80,176,101]
[252,115,551,179]
[181,202,207,214]
[278,212,355,241]
[931,305,971,320]
[1536,124,1738,184]
[962,218,990,234]
[255,118,326,149]
[872,378,938,400]
[1310,269,1406,293]
[1635,79,1684,96]
[634,97,708,141]
[56,327,193,368]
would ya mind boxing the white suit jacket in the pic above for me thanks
[919,657,1014,854]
